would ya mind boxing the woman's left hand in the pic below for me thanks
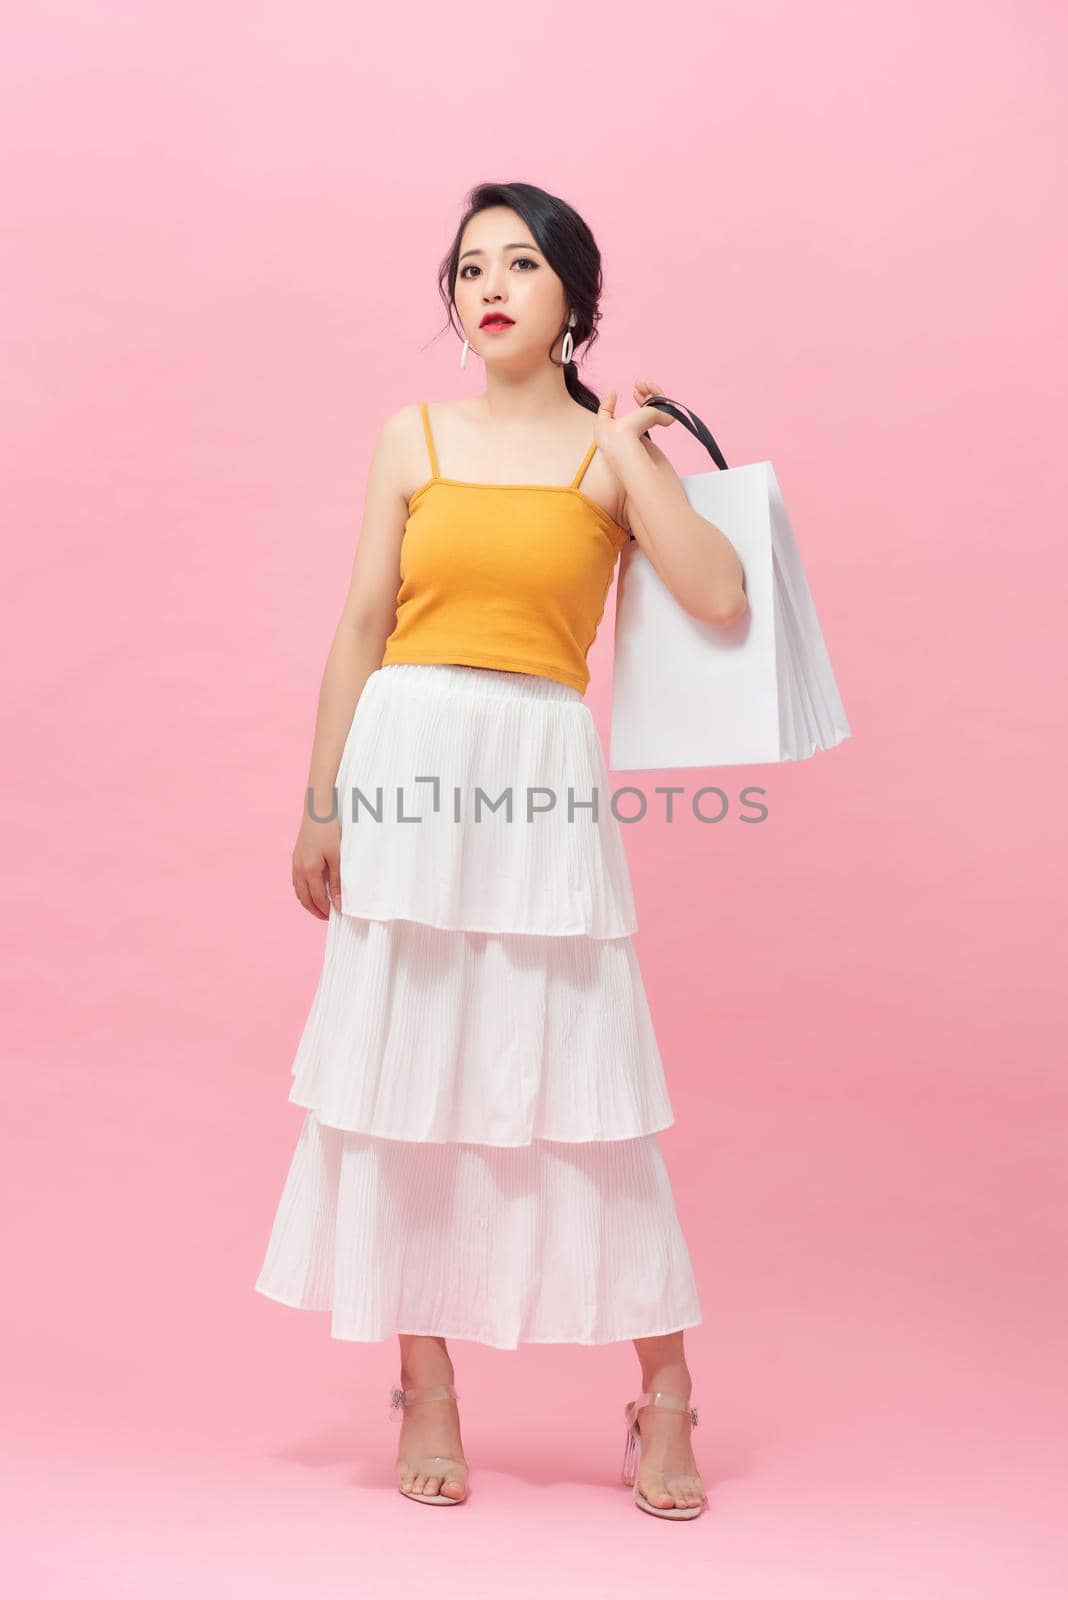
[595,379,676,461]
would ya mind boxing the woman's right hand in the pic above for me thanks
[291,810,343,920]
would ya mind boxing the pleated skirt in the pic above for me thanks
[253,662,702,1349]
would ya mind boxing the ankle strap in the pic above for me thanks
[626,1390,699,1426]
[389,1382,459,1414]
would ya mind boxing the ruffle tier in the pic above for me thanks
[253,1111,702,1349]
[335,663,637,938]
[255,660,702,1346]
[288,907,674,1146]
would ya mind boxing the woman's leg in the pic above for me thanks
[630,1330,706,1510]
[394,1334,469,1500]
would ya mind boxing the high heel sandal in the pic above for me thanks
[389,1382,469,1505]
[621,1390,707,1520]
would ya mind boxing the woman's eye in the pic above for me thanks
[459,257,538,279]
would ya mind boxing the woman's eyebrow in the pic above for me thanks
[458,242,543,262]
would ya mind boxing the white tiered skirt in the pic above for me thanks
[253,662,702,1349]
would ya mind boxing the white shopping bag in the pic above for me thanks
[610,397,851,771]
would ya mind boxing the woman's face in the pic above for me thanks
[454,206,567,367]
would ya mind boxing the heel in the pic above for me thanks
[621,1408,639,1486]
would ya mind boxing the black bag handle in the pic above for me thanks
[641,396,729,471]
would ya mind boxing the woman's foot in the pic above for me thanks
[631,1397,706,1511]
[394,1342,468,1502]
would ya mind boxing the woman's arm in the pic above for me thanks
[617,435,749,628]
[292,407,413,918]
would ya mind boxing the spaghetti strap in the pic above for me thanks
[570,437,598,490]
[419,402,440,480]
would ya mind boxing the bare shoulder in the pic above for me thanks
[380,399,475,491]
[365,403,436,504]
[377,401,425,452]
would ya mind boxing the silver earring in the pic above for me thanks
[560,310,576,365]
[460,337,470,370]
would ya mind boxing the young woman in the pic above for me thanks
[254,181,747,1520]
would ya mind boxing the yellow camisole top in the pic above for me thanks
[380,402,634,696]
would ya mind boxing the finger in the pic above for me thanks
[292,876,328,920]
[326,852,343,911]
[637,393,668,419]
[306,863,332,918]
[634,379,665,406]
[599,388,617,415]
[645,389,674,425]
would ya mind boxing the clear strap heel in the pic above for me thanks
[389,1382,469,1505]
[621,1390,707,1520]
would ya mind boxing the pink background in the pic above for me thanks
[4,1,1066,1594]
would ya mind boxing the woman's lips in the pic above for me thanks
[481,318,514,330]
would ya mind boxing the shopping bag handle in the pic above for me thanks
[642,396,729,471]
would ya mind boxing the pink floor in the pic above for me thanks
[7,1036,1066,1598]
[9,1297,1065,1598]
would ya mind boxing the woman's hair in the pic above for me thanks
[435,181,604,413]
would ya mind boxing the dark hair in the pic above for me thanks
[434,181,604,414]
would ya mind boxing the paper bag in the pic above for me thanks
[609,397,851,771]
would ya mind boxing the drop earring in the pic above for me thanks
[560,310,576,365]
[460,336,470,370]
